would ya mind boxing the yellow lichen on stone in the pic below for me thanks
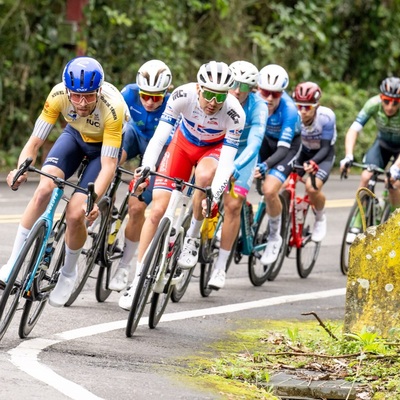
[344,209,400,337]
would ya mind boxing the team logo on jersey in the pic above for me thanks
[227,109,240,124]
[172,90,187,101]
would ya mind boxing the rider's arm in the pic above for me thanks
[233,99,268,170]
[344,125,361,156]
[141,120,174,169]
[94,155,119,200]
[309,140,332,165]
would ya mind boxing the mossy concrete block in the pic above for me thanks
[344,209,400,337]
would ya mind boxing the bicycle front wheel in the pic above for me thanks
[19,221,66,338]
[96,206,129,302]
[296,204,321,278]
[170,210,193,303]
[65,198,109,306]
[0,221,46,341]
[340,193,372,275]
[126,218,170,337]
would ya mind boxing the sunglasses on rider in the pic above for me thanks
[231,81,252,93]
[139,90,165,102]
[380,94,400,105]
[69,90,98,104]
[296,103,318,111]
[259,89,283,99]
[200,88,228,104]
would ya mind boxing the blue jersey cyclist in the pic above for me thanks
[292,82,337,243]
[207,61,268,290]
[1,56,128,307]
[340,77,400,221]
[108,60,173,292]
[254,64,301,265]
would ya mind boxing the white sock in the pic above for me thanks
[315,209,325,221]
[7,225,30,266]
[186,217,203,238]
[268,215,282,240]
[119,239,138,269]
[214,248,230,272]
[62,245,82,277]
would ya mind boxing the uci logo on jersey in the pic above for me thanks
[172,90,186,101]
[87,119,100,128]
[227,109,240,124]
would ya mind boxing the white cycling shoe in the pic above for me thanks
[261,235,283,265]
[177,237,200,269]
[49,268,78,307]
[208,269,226,290]
[109,267,129,292]
[118,276,140,311]
[311,215,327,242]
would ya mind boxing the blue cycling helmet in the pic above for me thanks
[63,56,104,93]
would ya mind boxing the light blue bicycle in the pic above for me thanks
[0,157,95,340]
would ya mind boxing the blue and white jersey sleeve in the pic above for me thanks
[234,93,268,170]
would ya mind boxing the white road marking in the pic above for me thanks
[8,288,345,400]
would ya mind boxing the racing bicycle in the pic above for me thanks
[0,157,95,340]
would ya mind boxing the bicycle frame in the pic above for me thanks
[286,171,312,249]
[238,197,266,256]
[151,182,191,293]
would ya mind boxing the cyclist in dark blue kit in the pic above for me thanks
[109,60,173,292]
[254,64,301,265]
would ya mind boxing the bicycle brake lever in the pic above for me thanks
[11,157,33,191]
[85,182,97,216]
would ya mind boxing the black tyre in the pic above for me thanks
[96,206,129,302]
[19,221,66,338]
[0,222,46,341]
[170,211,193,303]
[65,198,109,306]
[340,193,372,275]
[296,204,321,278]
[126,218,170,337]
[248,192,289,285]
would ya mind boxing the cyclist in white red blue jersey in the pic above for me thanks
[292,81,336,242]
[108,60,173,292]
[208,60,268,290]
[254,64,301,265]
[118,61,245,310]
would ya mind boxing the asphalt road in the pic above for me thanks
[0,173,369,400]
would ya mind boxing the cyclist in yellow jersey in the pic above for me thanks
[1,56,128,307]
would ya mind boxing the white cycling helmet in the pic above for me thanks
[136,59,172,92]
[258,64,289,91]
[197,61,234,91]
[229,61,259,86]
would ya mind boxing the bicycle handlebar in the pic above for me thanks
[292,163,318,191]
[341,161,393,189]
[11,157,98,215]
[135,167,215,217]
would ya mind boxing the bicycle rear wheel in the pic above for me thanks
[340,193,372,275]
[96,206,129,302]
[126,218,170,337]
[170,210,193,303]
[19,221,66,338]
[65,198,109,306]
[296,204,321,278]
[0,222,46,341]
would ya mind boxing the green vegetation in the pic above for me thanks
[1,0,399,168]
[184,320,400,399]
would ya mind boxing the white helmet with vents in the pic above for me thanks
[136,60,172,92]
[258,64,289,91]
[229,61,259,86]
[197,61,235,91]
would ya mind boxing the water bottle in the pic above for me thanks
[246,201,254,226]
[108,207,121,245]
